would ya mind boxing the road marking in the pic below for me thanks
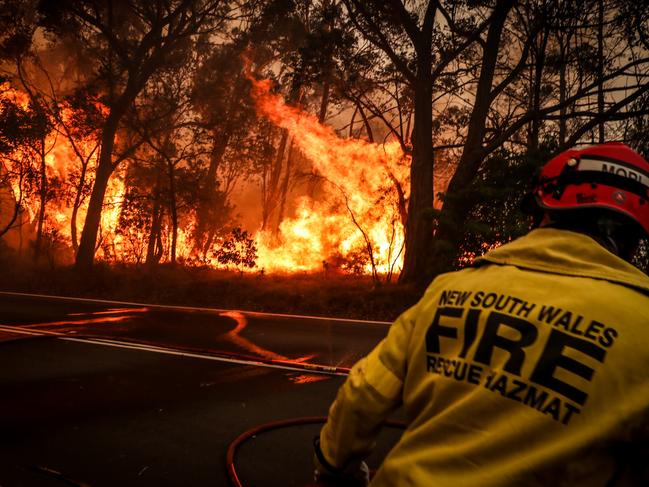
[22,315,132,328]
[0,324,62,336]
[0,291,392,326]
[68,307,149,316]
[0,324,350,377]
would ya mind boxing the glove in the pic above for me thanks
[313,436,370,487]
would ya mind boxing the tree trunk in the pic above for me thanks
[70,199,80,253]
[319,77,331,123]
[262,129,289,231]
[558,36,568,145]
[74,57,152,271]
[597,0,605,143]
[167,158,178,265]
[275,139,295,233]
[70,159,89,252]
[528,30,548,151]
[75,114,120,272]
[195,129,230,255]
[0,188,22,239]
[145,173,163,266]
[33,141,47,261]
[429,0,513,278]
[356,101,374,142]
[18,212,24,256]
[399,73,434,284]
[262,84,303,234]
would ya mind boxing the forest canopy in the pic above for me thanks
[1,0,647,283]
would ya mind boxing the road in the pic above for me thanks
[0,292,403,487]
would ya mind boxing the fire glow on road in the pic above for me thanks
[0,323,350,376]
[0,292,391,376]
[221,310,315,363]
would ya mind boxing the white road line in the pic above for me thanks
[0,324,349,377]
[0,291,392,326]
[0,324,62,336]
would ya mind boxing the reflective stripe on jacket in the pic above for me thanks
[319,228,649,486]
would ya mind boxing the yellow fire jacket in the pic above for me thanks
[319,228,649,486]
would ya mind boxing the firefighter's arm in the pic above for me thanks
[317,304,417,472]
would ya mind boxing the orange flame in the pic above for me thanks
[248,75,410,275]
[0,82,30,108]
[2,77,414,277]
[0,83,125,262]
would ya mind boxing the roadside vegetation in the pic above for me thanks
[0,255,420,321]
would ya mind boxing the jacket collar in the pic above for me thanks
[475,228,649,294]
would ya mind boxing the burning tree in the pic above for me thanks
[36,0,237,271]
[190,43,259,259]
[337,0,649,282]
[0,82,40,240]
[0,78,61,260]
[0,0,647,280]
[246,72,409,280]
[52,92,104,254]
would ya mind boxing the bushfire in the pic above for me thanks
[249,76,410,275]
[1,78,411,276]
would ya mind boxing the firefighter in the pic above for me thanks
[313,142,649,486]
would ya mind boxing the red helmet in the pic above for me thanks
[531,142,649,237]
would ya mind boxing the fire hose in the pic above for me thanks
[226,416,406,487]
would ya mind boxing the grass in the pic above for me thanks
[1,258,422,322]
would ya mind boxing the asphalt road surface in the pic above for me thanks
[0,292,404,487]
